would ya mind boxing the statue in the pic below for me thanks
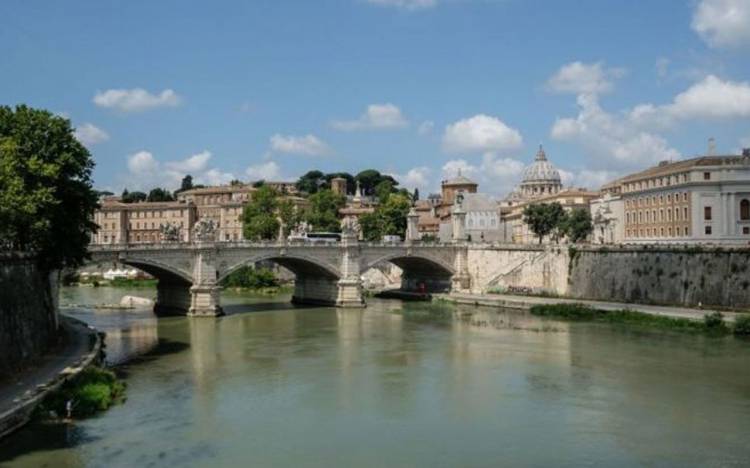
[341,216,361,238]
[192,218,218,242]
[159,222,181,242]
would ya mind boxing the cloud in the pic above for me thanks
[441,154,526,196]
[388,166,432,192]
[692,0,750,48]
[331,103,408,131]
[418,120,435,135]
[629,75,750,126]
[93,88,182,112]
[123,150,234,190]
[245,161,282,181]
[442,114,523,154]
[74,123,109,146]
[551,94,680,168]
[366,0,437,10]
[269,134,332,156]
[546,61,624,96]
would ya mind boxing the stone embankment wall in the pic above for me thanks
[0,253,59,379]
[468,245,750,309]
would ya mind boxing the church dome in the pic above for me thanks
[521,145,561,183]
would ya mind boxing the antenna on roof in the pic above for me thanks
[708,137,716,156]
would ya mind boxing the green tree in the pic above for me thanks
[0,105,98,269]
[354,169,398,196]
[252,180,265,188]
[147,187,175,202]
[358,193,411,240]
[176,174,193,194]
[522,202,566,244]
[413,188,420,202]
[374,179,395,203]
[278,198,302,237]
[305,189,345,232]
[324,172,356,194]
[121,190,147,203]
[295,170,326,195]
[241,186,281,240]
[561,208,593,243]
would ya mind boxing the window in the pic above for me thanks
[626,212,630,223]
[684,207,688,220]
[741,199,750,220]
[675,208,680,221]
[684,227,689,236]
[705,225,712,235]
[660,228,664,237]
[683,192,687,202]
[704,172,711,180]
[704,206,712,221]
[744,227,750,235]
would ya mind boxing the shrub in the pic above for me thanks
[37,366,126,419]
[733,315,750,336]
[703,312,727,331]
[221,266,279,289]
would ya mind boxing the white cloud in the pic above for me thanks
[269,134,332,156]
[692,0,750,48]
[93,88,182,112]
[245,161,282,181]
[441,154,525,196]
[551,94,680,168]
[74,123,109,146]
[164,150,212,173]
[388,166,432,192]
[546,61,624,96]
[331,103,409,131]
[442,114,523,154]
[366,0,437,10]
[629,75,750,126]
[122,150,234,190]
[418,120,435,135]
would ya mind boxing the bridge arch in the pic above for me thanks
[360,252,455,293]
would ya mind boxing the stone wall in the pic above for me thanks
[467,244,750,309]
[567,246,750,309]
[0,254,59,379]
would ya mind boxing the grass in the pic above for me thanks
[35,366,126,419]
[529,303,734,336]
[734,315,750,336]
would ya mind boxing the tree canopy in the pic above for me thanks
[305,189,345,232]
[359,193,411,241]
[121,189,147,203]
[295,170,326,194]
[146,187,174,202]
[522,202,566,244]
[0,105,98,269]
[560,208,593,243]
[354,169,398,196]
[241,185,282,240]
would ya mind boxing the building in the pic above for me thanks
[459,193,504,242]
[498,145,598,244]
[616,150,750,244]
[590,181,625,244]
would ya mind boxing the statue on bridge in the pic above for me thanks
[341,216,361,239]
[192,218,218,242]
[159,222,182,242]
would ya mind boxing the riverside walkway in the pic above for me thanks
[444,292,746,323]
[0,317,101,438]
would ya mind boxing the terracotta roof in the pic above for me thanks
[179,185,255,196]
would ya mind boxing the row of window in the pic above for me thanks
[128,209,185,219]
[625,192,688,208]
[626,206,690,225]
[624,172,692,193]
[627,226,690,238]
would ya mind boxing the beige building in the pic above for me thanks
[617,151,750,244]
[93,181,306,244]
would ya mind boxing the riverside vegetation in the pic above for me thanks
[530,303,750,336]
[35,366,126,420]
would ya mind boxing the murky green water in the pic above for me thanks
[2,287,750,467]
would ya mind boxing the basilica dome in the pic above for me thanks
[522,145,561,183]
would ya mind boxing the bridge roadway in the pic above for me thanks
[88,236,470,317]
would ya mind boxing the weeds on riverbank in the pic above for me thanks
[529,304,734,336]
[734,315,750,336]
[35,366,126,420]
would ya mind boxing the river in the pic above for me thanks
[1,286,749,467]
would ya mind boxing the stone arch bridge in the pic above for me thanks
[88,238,470,316]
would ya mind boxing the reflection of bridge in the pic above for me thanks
[88,235,470,317]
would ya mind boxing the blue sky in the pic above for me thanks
[2,0,749,195]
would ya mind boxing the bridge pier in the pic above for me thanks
[154,281,192,316]
[188,285,223,317]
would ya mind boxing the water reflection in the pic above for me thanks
[1,287,749,467]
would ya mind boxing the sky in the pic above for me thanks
[1,0,749,196]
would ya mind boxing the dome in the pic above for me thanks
[521,145,561,183]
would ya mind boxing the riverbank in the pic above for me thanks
[0,316,102,439]
[441,292,747,323]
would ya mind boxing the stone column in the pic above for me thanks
[451,245,471,292]
[406,207,420,243]
[451,203,467,242]
[336,231,365,308]
[189,245,224,317]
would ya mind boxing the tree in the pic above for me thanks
[354,169,398,196]
[178,175,193,193]
[0,105,98,269]
[241,185,281,240]
[374,179,395,203]
[324,172,356,194]
[522,202,566,244]
[147,187,175,202]
[121,190,147,203]
[252,180,265,188]
[561,208,593,243]
[295,170,326,195]
[358,193,411,240]
[230,179,244,186]
[305,189,345,232]
[413,188,420,202]
[278,198,302,237]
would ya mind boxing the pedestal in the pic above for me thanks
[188,285,224,317]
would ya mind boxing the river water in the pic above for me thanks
[1,286,750,467]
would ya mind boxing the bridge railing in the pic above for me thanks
[88,239,463,250]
